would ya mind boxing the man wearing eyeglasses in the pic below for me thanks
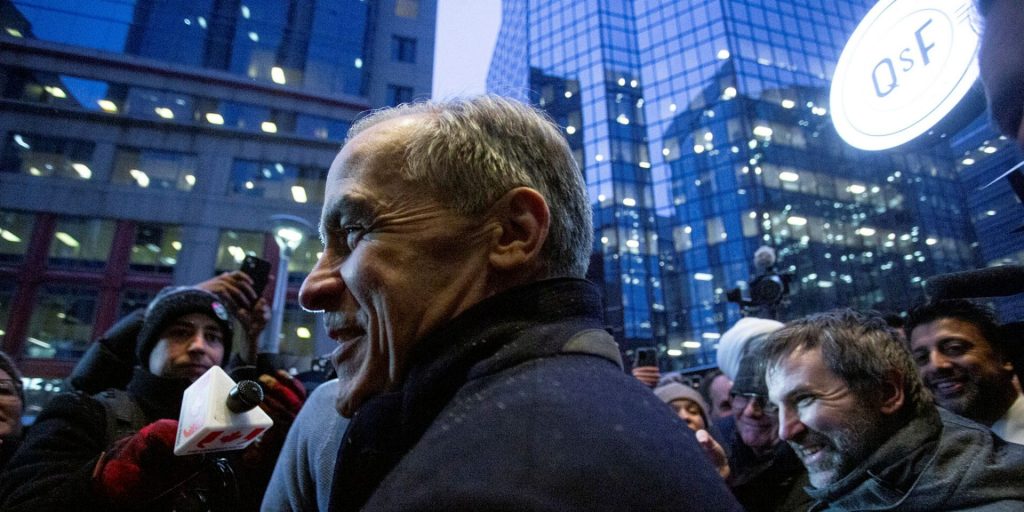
[717,341,810,512]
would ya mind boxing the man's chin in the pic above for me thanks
[335,374,388,418]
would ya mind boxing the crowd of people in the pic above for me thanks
[0,1,1022,509]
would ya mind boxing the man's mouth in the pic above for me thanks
[929,377,965,397]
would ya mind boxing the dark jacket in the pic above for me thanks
[0,367,189,511]
[807,408,1024,511]
[329,278,742,511]
[716,415,812,512]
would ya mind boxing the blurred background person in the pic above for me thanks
[906,299,1023,443]
[700,369,734,420]
[0,350,24,471]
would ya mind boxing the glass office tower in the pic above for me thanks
[0,0,436,389]
[489,0,981,369]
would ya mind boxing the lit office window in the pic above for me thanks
[25,285,98,361]
[215,230,265,273]
[129,223,183,273]
[0,282,13,343]
[1,132,95,180]
[279,303,318,357]
[287,236,321,284]
[230,160,325,204]
[395,0,418,18]
[47,217,116,270]
[0,210,34,264]
[295,114,351,141]
[123,87,194,121]
[112,148,197,191]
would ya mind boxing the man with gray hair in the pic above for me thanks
[297,95,740,511]
[764,309,1024,510]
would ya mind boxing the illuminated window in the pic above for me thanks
[1,133,95,180]
[112,148,197,191]
[395,0,419,18]
[0,210,34,264]
[295,115,351,141]
[129,223,183,273]
[0,282,14,344]
[47,217,116,270]
[26,285,98,361]
[230,160,326,204]
[215,230,265,273]
[279,303,319,357]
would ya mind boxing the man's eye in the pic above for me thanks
[795,395,815,408]
[942,342,968,356]
[343,225,365,247]
[912,350,929,366]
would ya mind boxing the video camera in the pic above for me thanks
[726,246,793,319]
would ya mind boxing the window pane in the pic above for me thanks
[112,148,197,191]
[288,236,321,284]
[129,223,183,273]
[295,114,351,141]
[278,302,318,357]
[48,217,116,270]
[216,230,265,272]
[395,0,419,18]
[0,282,14,345]
[0,210,35,265]
[1,132,96,180]
[118,288,158,319]
[26,285,98,361]
[229,160,326,204]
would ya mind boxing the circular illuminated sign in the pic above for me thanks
[830,0,979,151]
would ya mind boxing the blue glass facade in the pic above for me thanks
[489,0,982,369]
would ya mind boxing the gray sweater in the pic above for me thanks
[261,379,347,512]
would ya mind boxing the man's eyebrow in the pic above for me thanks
[319,194,377,242]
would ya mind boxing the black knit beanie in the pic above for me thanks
[136,287,234,366]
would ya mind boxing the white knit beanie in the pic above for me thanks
[716,317,784,380]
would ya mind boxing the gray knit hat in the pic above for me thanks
[136,287,234,365]
[0,350,24,404]
[655,382,711,426]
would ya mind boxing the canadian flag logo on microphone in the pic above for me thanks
[174,365,273,455]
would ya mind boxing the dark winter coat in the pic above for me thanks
[328,278,743,511]
[0,367,190,511]
[716,415,812,512]
[806,408,1024,511]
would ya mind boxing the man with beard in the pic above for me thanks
[297,95,740,511]
[906,300,1023,443]
[765,309,1024,510]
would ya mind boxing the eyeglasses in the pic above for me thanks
[0,379,21,399]
[730,392,778,414]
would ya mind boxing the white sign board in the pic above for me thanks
[830,0,979,151]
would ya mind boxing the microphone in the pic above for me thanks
[174,365,274,456]
[924,265,1024,300]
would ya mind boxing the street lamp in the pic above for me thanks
[262,214,314,354]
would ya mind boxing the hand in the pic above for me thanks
[242,370,307,469]
[196,271,258,314]
[631,366,661,388]
[94,419,203,504]
[236,298,270,363]
[696,429,730,479]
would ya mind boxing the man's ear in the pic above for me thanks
[878,371,905,415]
[488,187,550,271]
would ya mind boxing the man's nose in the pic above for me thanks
[299,254,345,312]
[928,349,953,371]
[778,406,805,442]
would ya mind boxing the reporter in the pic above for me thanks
[0,288,247,511]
